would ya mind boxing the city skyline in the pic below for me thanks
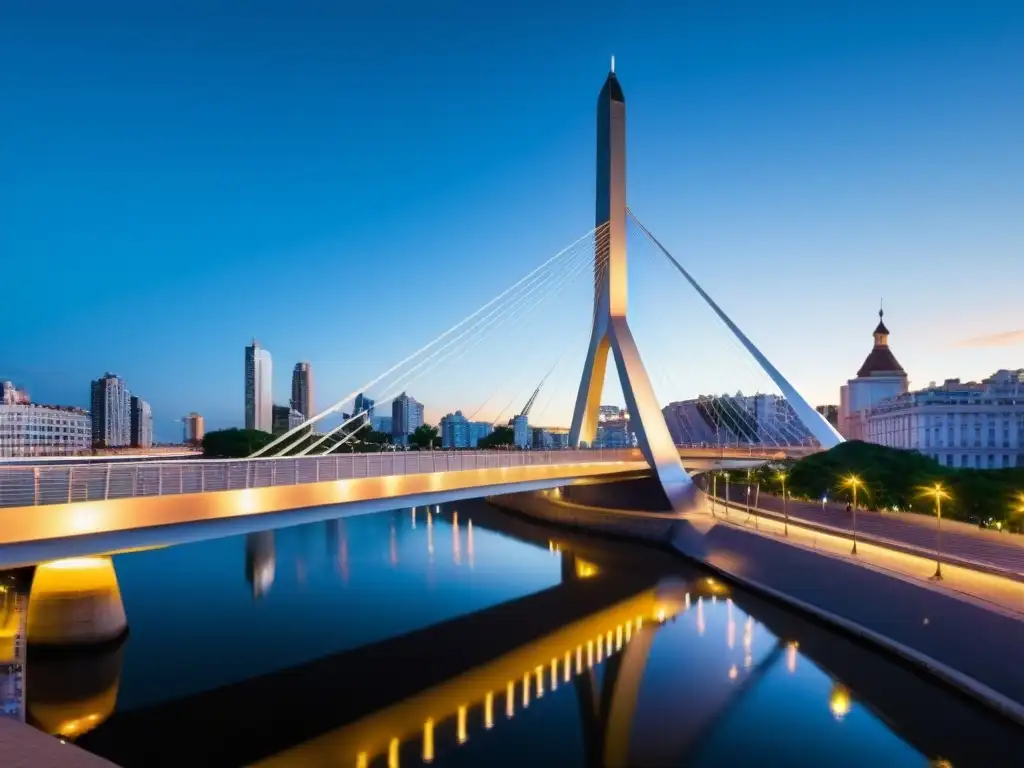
[3,4,1022,440]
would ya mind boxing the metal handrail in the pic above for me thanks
[0,445,791,509]
[0,448,644,508]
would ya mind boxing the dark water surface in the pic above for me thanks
[7,500,1023,766]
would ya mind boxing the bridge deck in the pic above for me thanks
[0,449,781,567]
[0,448,780,509]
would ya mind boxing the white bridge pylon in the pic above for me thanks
[568,68,703,515]
[569,66,843,516]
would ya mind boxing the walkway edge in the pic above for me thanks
[675,538,1024,727]
[714,498,1024,583]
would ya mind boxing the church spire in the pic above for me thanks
[856,306,904,377]
[873,306,890,345]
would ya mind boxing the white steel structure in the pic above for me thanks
[568,66,701,514]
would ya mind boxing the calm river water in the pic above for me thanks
[4,500,1021,766]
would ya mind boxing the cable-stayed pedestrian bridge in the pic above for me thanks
[0,447,788,568]
[0,65,840,564]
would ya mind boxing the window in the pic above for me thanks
[974,454,981,468]
[987,454,995,468]
[961,454,969,467]
[1003,454,1011,468]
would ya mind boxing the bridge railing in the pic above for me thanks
[0,449,644,508]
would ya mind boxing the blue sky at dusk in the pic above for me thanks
[3,1,1022,439]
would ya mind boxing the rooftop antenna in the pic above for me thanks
[611,55,615,74]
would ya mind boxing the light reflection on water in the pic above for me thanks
[111,506,561,709]
[0,500,1018,766]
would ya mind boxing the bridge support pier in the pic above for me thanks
[26,557,127,647]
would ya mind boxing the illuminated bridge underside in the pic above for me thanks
[0,454,769,569]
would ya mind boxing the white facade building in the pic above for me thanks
[0,384,91,457]
[839,310,909,440]
[245,340,273,433]
[864,370,1024,469]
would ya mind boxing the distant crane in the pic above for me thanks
[509,360,559,424]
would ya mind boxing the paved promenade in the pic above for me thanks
[0,718,116,768]
[719,488,1024,578]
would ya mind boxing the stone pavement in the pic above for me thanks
[0,717,117,768]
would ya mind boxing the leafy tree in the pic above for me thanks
[202,428,276,458]
[409,424,439,450]
[478,425,514,449]
[783,440,1024,525]
[363,430,393,445]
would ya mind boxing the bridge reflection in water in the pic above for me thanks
[5,504,1022,767]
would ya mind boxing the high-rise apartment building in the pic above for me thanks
[391,393,424,442]
[440,411,494,448]
[353,393,375,422]
[245,340,273,433]
[291,362,314,419]
[184,412,205,445]
[91,373,132,447]
[130,395,153,448]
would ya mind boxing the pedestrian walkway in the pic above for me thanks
[712,499,1024,618]
[717,489,1024,579]
[0,717,116,767]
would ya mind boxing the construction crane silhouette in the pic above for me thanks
[509,360,558,424]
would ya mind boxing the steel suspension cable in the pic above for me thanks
[303,230,613,456]
[251,223,608,457]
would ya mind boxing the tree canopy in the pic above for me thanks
[409,424,439,450]
[777,440,1024,527]
[478,425,514,449]
[202,428,275,458]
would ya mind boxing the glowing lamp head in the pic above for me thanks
[829,683,852,720]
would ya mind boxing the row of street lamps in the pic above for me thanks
[714,469,957,582]
[824,473,950,581]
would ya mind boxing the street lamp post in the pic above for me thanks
[724,472,730,520]
[711,472,717,517]
[746,469,753,521]
[919,483,951,581]
[841,475,864,556]
[777,471,788,536]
